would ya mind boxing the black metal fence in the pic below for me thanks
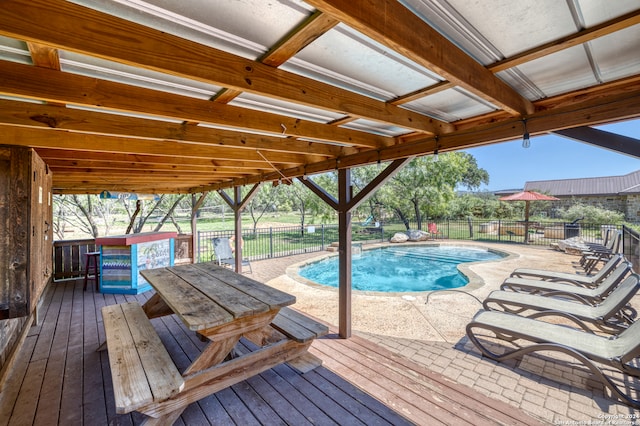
[197,219,628,263]
[50,221,638,280]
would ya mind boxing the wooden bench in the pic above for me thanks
[101,302,185,414]
[269,307,329,373]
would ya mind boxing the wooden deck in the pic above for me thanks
[0,280,542,425]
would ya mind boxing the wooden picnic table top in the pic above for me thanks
[140,262,296,331]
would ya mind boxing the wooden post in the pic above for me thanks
[233,186,243,272]
[299,158,413,338]
[191,193,207,263]
[337,168,352,338]
[217,184,262,273]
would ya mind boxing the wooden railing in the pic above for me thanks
[53,234,193,282]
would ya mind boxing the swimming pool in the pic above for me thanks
[297,245,505,292]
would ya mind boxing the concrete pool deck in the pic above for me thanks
[249,240,640,424]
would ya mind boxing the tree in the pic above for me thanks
[247,184,279,233]
[53,194,115,238]
[374,152,488,230]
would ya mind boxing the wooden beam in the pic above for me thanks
[0,61,392,149]
[305,0,534,116]
[552,126,640,159]
[299,177,338,210]
[489,10,640,73]
[35,149,276,170]
[0,0,451,134]
[392,11,640,106]
[203,86,640,190]
[348,158,413,211]
[26,42,60,70]
[0,99,349,157]
[0,125,324,164]
[261,11,339,67]
[214,11,339,104]
[43,159,263,175]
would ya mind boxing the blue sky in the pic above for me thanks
[462,118,640,191]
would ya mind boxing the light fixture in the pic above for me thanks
[433,136,439,161]
[522,119,530,148]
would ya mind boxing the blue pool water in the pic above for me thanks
[298,245,504,292]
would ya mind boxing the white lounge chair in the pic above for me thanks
[509,254,623,287]
[466,308,640,408]
[483,273,640,333]
[500,262,632,303]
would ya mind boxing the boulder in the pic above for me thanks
[407,230,430,242]
[389,232,409,243]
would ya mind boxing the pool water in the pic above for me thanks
[298,245,504,292]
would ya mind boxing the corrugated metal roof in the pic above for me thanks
[524,170,640,196]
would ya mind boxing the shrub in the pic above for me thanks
[558,203,624,225]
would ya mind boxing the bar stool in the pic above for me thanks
[83,251,101,291]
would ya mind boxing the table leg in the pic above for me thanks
[141,407,185,426]
[183,309,279,375]
[142,293,174,319]
[183,336,238,375]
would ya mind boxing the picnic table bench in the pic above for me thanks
[100,262,328,425]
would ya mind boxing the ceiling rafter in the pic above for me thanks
[489,9,640,73]
[214,10,339,104]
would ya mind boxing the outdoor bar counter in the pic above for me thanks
[95,231,177,294]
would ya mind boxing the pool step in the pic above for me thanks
[387,249,477,264]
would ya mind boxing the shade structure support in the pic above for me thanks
[217,183,262,272]
[191,192,208,263]
[299,158,413,338]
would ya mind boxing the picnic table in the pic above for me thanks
[100,262,328,425]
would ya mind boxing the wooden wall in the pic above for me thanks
[0,146,52,383]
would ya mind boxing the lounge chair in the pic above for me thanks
[466,309,640,408]
[500,262,632,303]
[509,254,623,287]
[580,230,622,274]
[483,273,640,333]
[212,237,252,273]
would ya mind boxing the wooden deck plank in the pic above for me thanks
[312,334,484,425]
[312,332,542,426]
[0,279,543,425]
[311,340,446,425]
[0,334,37,426]
[243,373,316,426]
[34,283,74,426]
[7,358,47,426]
[269,361,367,425]
[344,333,543,426]
[59,283,85,425]
[215,386,261,426]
